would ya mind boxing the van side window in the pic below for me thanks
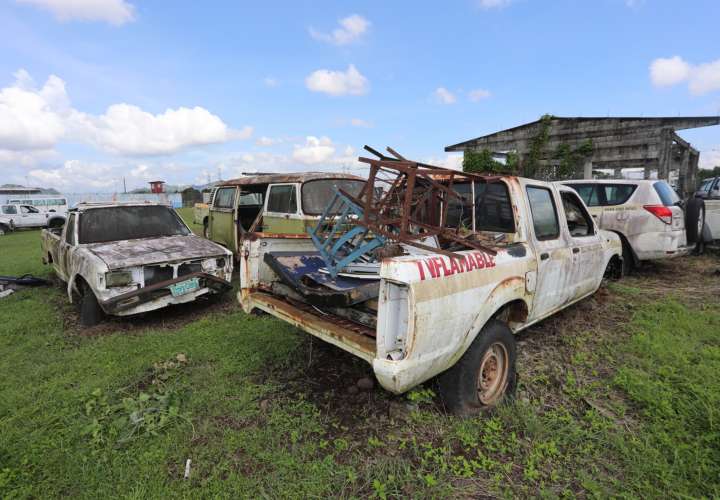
[267,185,297,214]
[214,188,236,209]
[561,191,595,237]
[571,185,599,207]
[65,214,76,245]
[527,186,559,240]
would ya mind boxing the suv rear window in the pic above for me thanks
[566,183,636,206]
[653,181,680,206]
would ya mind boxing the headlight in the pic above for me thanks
[106,271,133,287]
[216,257,226,269]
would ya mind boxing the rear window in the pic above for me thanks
[653,181,680,206]
[79,206,190,244]
[565,183,636,206]
[301,179,366,215]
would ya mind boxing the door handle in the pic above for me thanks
[540,252,549,260]
[572,247,580,254]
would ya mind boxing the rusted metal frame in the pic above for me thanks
[409,220,497,255]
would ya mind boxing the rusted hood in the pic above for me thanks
[87,235,228,270]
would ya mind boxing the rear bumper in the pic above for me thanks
[102,272,232,315]
[629,230,690,261]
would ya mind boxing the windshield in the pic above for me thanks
[301,179,366,215]
[79,206,190,244]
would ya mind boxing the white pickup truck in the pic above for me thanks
[41,202,234,326]
[238,174,623,414]
[1,203,65,229]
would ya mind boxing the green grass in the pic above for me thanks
[0,215,718,498]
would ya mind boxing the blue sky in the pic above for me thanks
[1,0,719,192]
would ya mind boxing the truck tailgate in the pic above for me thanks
[246,291,376,362]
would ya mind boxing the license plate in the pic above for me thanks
[169,277,200,297]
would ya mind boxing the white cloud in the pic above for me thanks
[28,160,116,190]
[433,87,457,104]
[255,136,281,147]
[468,88,492,101]
[305,65,369,96]
[650,56,720,95]
[80,105,253,155]
[424,154,463,171]
[292,136,335,164]
[17,0,135,25]
[650,56,691,87]
[0,70,68,151]
[689,60,720,95]
[0,69,251,157]
[350,118,372,128]
[478,0,512,9]
[309,14,370,45]
[263,77,279,87]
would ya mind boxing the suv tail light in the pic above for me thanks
[643,204,672,225]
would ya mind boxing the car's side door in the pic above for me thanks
[525,184,572,321]
[56,213,77,280]
[19,205,46,227]
[262,183,304,234]
[558,189,605,298]
[208,186,237,250]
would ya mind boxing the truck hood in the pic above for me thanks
[86,235,229,270]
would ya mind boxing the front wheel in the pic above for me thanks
[438,320,517,415]
[80,288,104,326]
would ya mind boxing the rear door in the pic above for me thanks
[19,205,47,227]
[525,183,572,320]
[558,189,605,298]
[208,186,238,250]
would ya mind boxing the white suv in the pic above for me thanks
[563,180,691,273]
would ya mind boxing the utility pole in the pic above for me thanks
[123,177,127,194]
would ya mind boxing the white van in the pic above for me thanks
[6,196,68,215]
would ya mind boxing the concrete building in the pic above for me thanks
[445,116,720,197]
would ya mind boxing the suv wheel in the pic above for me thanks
[438,320,517,415]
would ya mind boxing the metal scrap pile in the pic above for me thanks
[310,146,501,277]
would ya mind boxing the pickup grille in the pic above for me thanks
[143,265,173,286]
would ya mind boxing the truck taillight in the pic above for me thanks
[643,205,672,225]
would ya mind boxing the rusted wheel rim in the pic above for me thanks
[477,342,509,405]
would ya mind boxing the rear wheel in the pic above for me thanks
[684,198,705,254]
[79,287,104,326]
[438,320,517,415]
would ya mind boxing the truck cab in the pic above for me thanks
[203,173,365,254]
[1,203,64,229]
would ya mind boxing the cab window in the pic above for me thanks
[2,205,17,215]
[213,187,236,209]
[561,191,595,237]
[527,186,559,240]
[267,185,297,214]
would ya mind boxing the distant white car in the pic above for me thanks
[1,203,65,229]
[563,180,692,273]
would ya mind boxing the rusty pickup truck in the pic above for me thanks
[238,152,623,414]
[41,202,233,326]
